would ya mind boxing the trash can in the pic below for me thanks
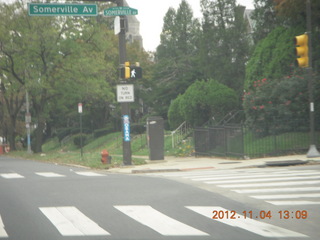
[147,116,164,160]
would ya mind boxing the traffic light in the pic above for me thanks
[294,33,309,68]
[120,62,130,79]
[120,62,142,79]
[129,66,142,79]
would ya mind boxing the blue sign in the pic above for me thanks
[123,115,130,142]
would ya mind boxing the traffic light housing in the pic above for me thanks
[294,34,309,68]
[120,62,130,79]
[120,62,142,79]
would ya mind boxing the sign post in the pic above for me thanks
[78,103,83,159]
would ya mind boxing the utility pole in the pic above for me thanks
[305,0,320,157]
[84,0,132,164]
[25,91,32,154]
[117,0,132,165]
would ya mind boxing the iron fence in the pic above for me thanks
[194,123,320,159]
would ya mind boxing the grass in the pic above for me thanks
[8,131,194,169]
[244,131,310,157]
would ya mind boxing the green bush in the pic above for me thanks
[93,124,115,138]
[131,123,146,134]
[243,73,320,136]
[168,79,238,127]
[73,133,88,147]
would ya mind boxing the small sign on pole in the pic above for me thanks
[123,115,131,142]
[117,84,134,102]
[104,6,138,16]
[78,103,83,113]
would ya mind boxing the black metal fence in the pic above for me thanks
[194,124,320,159]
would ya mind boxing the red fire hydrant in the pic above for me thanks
[101,149,110,164]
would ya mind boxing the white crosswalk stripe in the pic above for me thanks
[114,205,209,236]
[39,206,110,236]
[0,171,106,180]
[0,215,8,238]
[1,205,309,238]
[75,171,105,177]
[187,206,307,238]
[0,173,24,179]
[149,168,320,206]
[35,172,65,178]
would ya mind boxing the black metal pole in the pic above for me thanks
[80,111,83,159]
[306,0,320,157]
[117,0,132,165]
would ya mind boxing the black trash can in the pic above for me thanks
[147,116,164,160]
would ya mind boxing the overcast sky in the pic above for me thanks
[0,0,254,51]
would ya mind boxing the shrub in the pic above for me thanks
[73,133,87,147]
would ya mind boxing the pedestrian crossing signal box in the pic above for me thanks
[120,66,142,79]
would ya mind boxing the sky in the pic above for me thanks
[1,0,254,52]
[126,0,255,52]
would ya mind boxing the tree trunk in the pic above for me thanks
[32,120,45,153]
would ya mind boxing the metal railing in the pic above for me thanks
[171,121,192,148]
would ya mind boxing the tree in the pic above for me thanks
[151,0,201,118]
[244,26,304,89]
[199,0,250,95]
[168,79,238,128]
[0,2,28,150]
[0,1,119,152]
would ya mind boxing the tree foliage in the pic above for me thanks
[151,0,201,118]
[199,0,250,94]
[0,1,121,152]
[243,72,320,136]
[168,79,238,128]
[244,26,303,89]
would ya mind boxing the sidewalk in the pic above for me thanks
[106,154,320,174]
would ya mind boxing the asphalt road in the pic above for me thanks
[0,156,318,240]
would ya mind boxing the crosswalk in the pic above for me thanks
[0,171,106,180]
[0,205,309,238]
[149,168,320,206]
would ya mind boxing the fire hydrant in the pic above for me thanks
[101,149,110,164]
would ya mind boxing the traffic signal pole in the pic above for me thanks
[117,0,132,165]
[305,0,320,157]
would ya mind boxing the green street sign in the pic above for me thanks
[28,3,98,16]
[104,6,138,16]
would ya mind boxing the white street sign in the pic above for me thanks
[117,84,134,102]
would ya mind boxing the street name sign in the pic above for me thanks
[117,84,134,102]
[28,3,98,16]
[104,6,138,16]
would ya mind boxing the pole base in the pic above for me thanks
[306,144,320,158]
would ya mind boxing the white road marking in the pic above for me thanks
[39,206,110,236]
[266,200,320,206]
[75,171,105,177]
[0,173,24,179]
[234,187,320,194]
[251,193,320,199]
[217,180,320,188]
[35,172,65,177]
[205,175,320,184]
[0,215,8,237]
[114,205,209,236]
[191,172,319,181]
[186,206,307,238]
